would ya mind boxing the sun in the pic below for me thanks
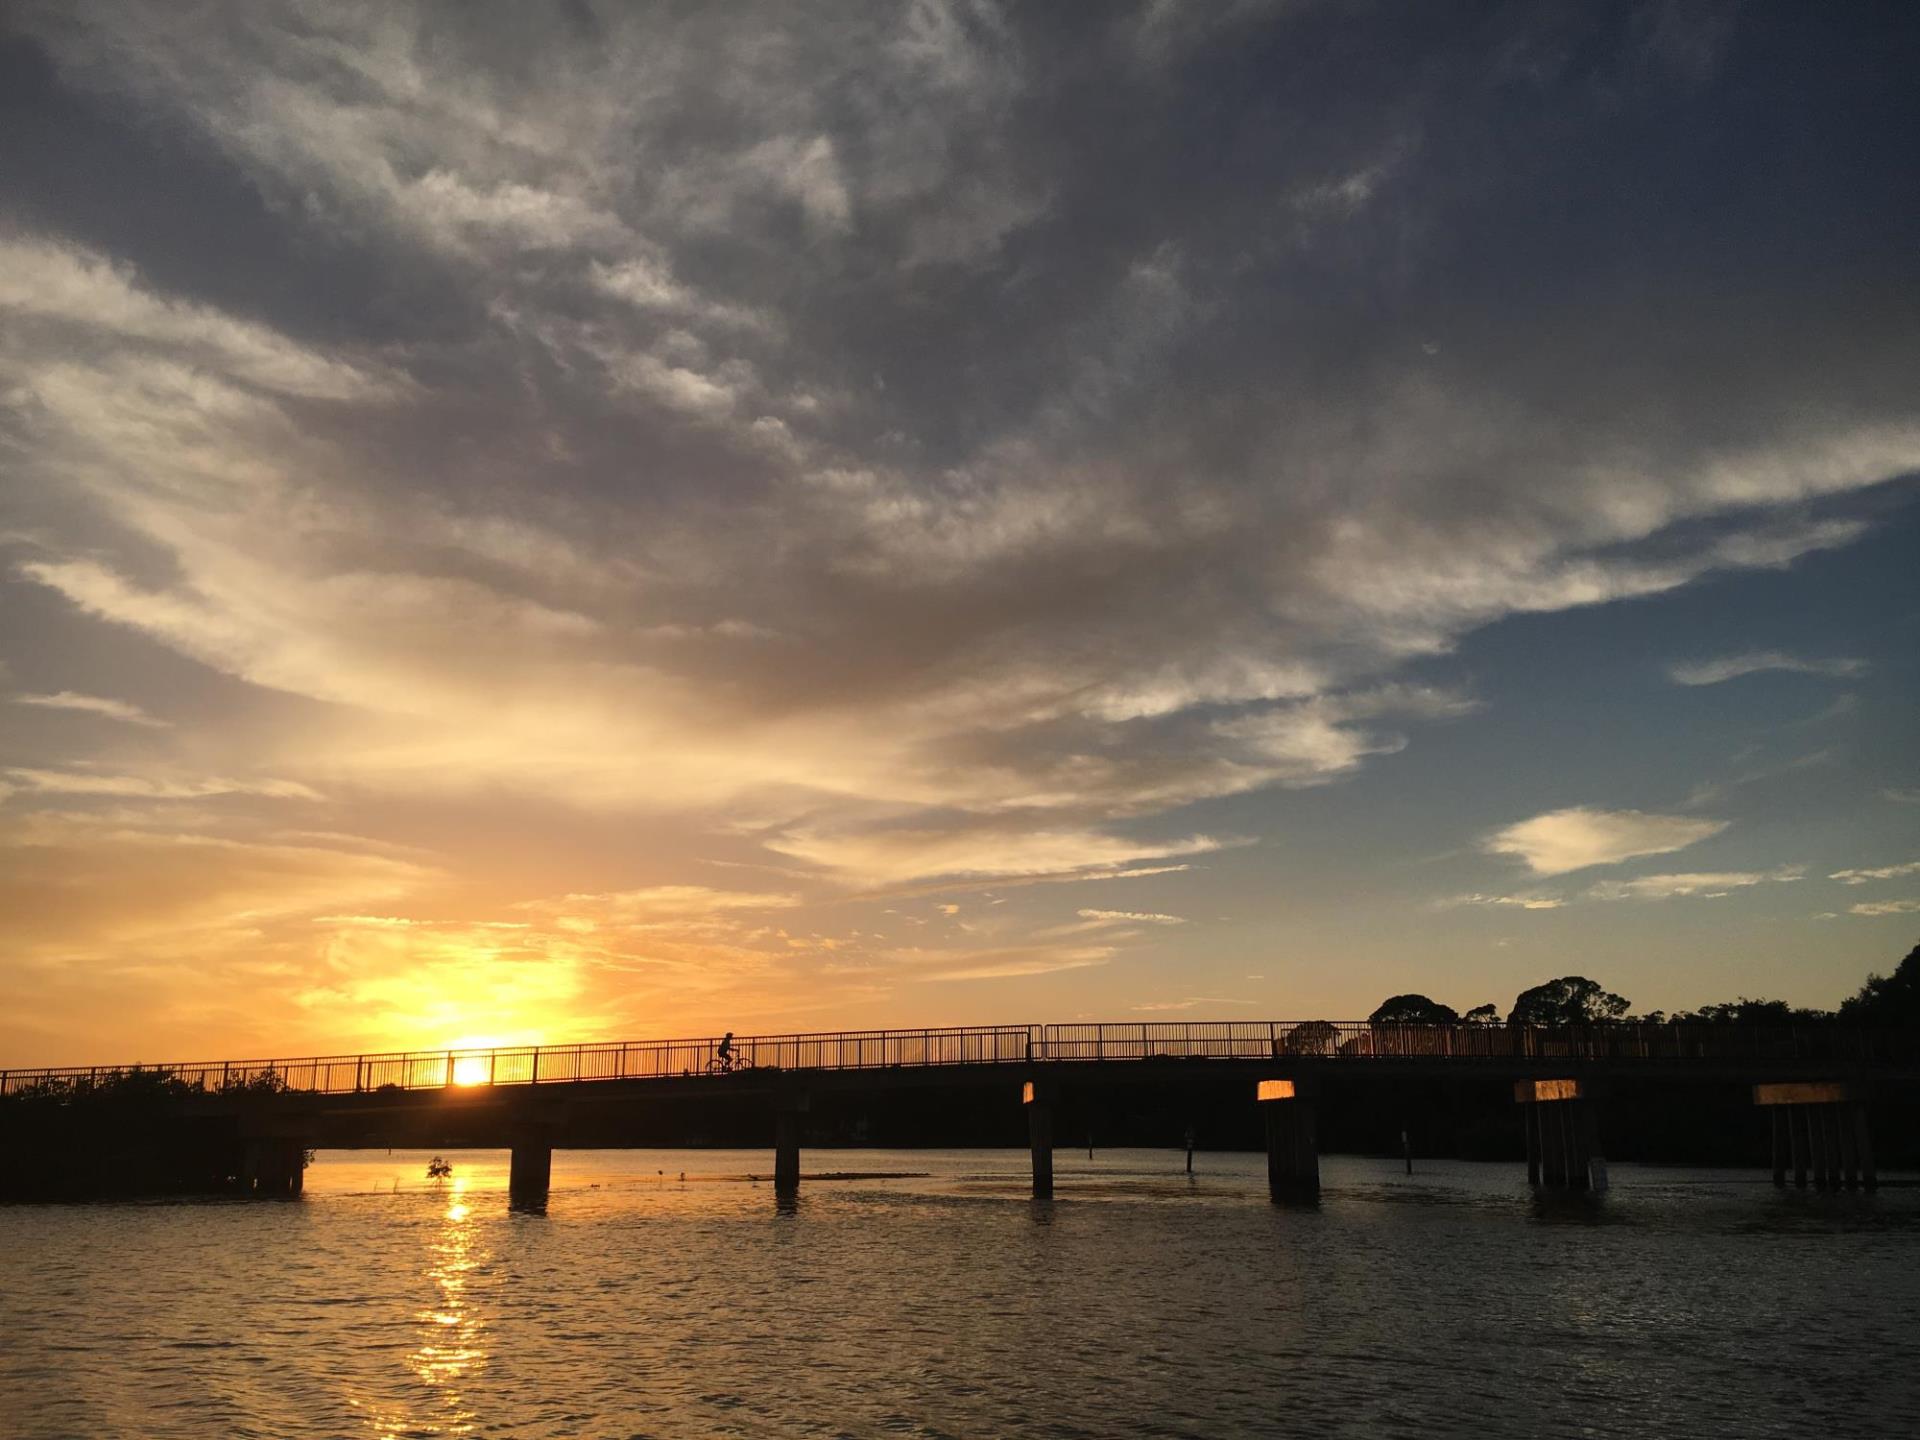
[450,1055,492,1086]
[446,1037,505,1087]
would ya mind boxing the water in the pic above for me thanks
[2,1150,1915,1438]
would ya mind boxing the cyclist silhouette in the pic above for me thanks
[716,1031,735,1067]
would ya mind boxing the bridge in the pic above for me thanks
[5,1020,1911,1206]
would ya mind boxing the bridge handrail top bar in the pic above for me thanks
[1,1022,1031,1071]
[1,1016,1907,1086]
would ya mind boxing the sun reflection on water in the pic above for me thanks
[360,1175,491,1436]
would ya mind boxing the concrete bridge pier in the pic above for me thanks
[241,1137,306,1197]
[1756,1083,1875,1191]
[1516,1080,1606,1192]
[1023,1080,1054,1198]
[774,1089,809,1195]
[508,1133,553,1207]
[506,1097,572,1209]
[1258,1078,1319,1203]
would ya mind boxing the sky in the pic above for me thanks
[1,1,1916,1067]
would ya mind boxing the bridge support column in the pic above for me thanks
[1581,1098,1609,1193]
[1257,1078,1318,1203]
[1515,1080,1604,1192]
[509,1136,552,1207]
[1024,1080,1053,1199]
[1837,1105,1859,1190]
[1853,1103,1878,1192]
[1818,1106,1840,1190]
[774,1090,808,1195]
[242,1137,305,1198]
[1525,1102,1541,1186]
[1754,1083,1873,1192]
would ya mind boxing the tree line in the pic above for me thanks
[1369,939,1920,1028]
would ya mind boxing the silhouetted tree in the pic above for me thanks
[1282,1020,1339,1055]
[1369,994,1459,1024]
[1670,997,1832,1025]
[1838,941,1920,1026]
[1462,1003,1500,1024]
[1508,975,1630,1026]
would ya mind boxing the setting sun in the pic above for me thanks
[450,1056,491,1087]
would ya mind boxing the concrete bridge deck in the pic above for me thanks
[6,1021,1913,1205]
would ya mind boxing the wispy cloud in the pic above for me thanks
[766,827,1232,888]
[1484,807,1727,876]
[11,691,169,727]
[1585,867,1803,901]
[1441,892,1566,911]
[1666,651,1867,686]
[903,944,1114,982]
[3,768,321,801]
[1846,898,1920,917]
[1829,860,1920,886]
[1034,906,1190,939]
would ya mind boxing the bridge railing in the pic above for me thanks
[0,1025,1039,1096]
[2,1020,1909,1097]
[1032,1020,1908,1063]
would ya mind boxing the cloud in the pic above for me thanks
[900,943,1114,982]
[10,691,169,727]
[1847,898,1920,917]
[1484,807,1728,875]
[1034,906,1190,939]
[1585,867,1803,901]
[764,826,1231,888]
[1666,652,1868,686]
[0,238,383,401]
[1829,860,1920,885]
[3,2,1919,1053]
[3,768,322,801]
[0,811,433,964]
[1441,892,1567,911]
[513,887,801,931]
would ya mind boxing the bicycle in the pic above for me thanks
[704,1049,753,1075]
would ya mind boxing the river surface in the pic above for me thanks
[2,1149,1916,1438]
